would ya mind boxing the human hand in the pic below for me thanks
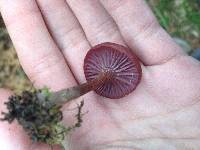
[0,0,200,150]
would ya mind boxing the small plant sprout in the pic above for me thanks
[1,42,142,149]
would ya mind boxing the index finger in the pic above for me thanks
[0,0,76,91]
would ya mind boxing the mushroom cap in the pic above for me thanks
[84,42,142,99]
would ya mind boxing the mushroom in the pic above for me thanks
[1,42,142,147]
[49,42,142,104]
[84,42,142,99]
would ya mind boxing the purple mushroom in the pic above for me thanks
[84,42,142,99]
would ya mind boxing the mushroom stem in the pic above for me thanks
[49,71,113,105]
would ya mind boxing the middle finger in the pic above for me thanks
[66,0,125,46]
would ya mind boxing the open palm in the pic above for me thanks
[0,0,200,150]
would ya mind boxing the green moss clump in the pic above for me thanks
[1,88,84,148]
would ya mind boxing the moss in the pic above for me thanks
[0,45,32,93]
[148,0,200,49]
[1,88,84,148]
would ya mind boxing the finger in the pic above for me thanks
[36,0,91,82]
[0,0,76,90]
[100,0,185,65]
[0,89,59,150]
[66,0,125,46]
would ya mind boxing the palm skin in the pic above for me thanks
[0,0,200,150]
